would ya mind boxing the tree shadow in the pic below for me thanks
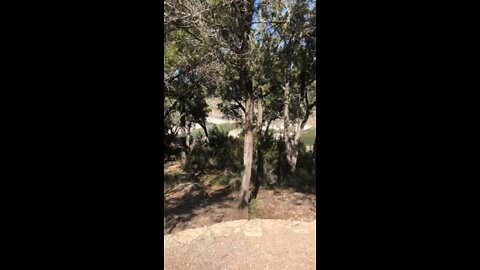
[164,183,237,234]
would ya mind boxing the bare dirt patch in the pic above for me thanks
[164,161,185,175]
[164,180,316,235]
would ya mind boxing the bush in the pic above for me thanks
[289,141,316,190]
[187,126,244,173]
[164,134,182,161]
[260,131,281,184]
[248,198,259,218]
[258,132,315,189]
[186,127,316,191]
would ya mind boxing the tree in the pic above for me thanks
[164,0,317,207]
[259,0,316,173]
[165,0,257,208]
[164,28,214,164]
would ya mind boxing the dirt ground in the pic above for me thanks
[164,219,316,270]
[164,180,316,235]
[164,161,316,269]
[164,161,316,235]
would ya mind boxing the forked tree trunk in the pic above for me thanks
[289,115,309,171]
[283,47,314,172]
[283,80,306,173]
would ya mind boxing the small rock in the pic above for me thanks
[293,192,305,199]
[294,199,303,205]
[211,214,224,223]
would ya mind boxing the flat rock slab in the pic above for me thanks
[164,219,316,270]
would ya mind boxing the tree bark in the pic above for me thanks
[237,0,255,209]
[283,81,292,174]
[179,113,188,165]
[289,124,302,171]
[256,101,265,186]
[283,47,315,172]
[239,89,254,208]
[198,121,209,142]
[250,100,264,202]
[289,114,309,171]
[312,136,316,169]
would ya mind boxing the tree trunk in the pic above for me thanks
[283,47,314,172]
[186,124,192,149]
[312,136,316,169]
[253,141,264,195]
[239,91,254,208]
[257,101,265,186]
[179,113,188,165]
[289,123,303,171]
[283,81,292,174]
[287,47,308,171]
[265,119,272,135]
[237,0,255,209]
[289,114,309,171]
[199,121,209,142]
[251,100,264,202]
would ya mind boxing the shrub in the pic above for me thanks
[248,198,259,218]
[260,131,281,184]
[186,126,244,173]
[289,141,316,189]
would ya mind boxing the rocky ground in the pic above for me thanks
[164,219,316,270]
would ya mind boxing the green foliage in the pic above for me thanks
[248,198,259,218]
[269,128,316,146]
[203,172,233,186]
[300,128,316,146]
[260,132,282,183]
[287,142,316,190]
[191,122,239,137]
[164,173,188,191]
[164,0,317,191]
[187,126,244,173]
[164,132,181,161]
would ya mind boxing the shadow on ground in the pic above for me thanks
[164,182,237,234]
[164,179,316,235]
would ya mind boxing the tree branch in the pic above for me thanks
[234,98,246,113]
[307,100,316,111]
[164,99,179,118]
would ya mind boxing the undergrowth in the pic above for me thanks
[248,198,259,218]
